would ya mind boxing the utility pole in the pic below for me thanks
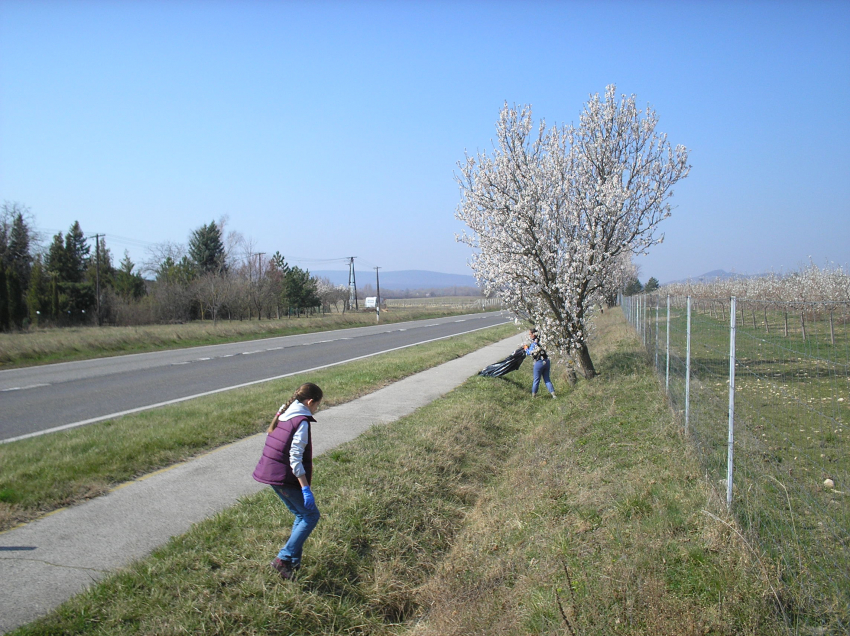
[347,257,358,310]
[93,234,101,326]
[374,266,381,323]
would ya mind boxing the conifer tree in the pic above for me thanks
[7,268,25,328]
[188,221,226,275]
[0,263,9,331]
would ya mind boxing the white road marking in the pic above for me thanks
[2,383,50,392]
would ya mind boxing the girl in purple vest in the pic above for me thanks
[253,382,323,580]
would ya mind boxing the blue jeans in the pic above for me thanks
[271,484,321,566]
[532,359,555,395]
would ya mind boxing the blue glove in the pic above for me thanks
[301,485,316,511]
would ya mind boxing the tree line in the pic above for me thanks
[0,204,351,331]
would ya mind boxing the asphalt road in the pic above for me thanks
[0,312,511,442]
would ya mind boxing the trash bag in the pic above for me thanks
[479,348,526,378]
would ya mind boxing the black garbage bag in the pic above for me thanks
[479,348,526,378]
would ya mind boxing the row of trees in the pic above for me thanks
[0,208,353,331]
[142,221,332,325]
[661,261,850,304]
[1,204,111,329]
[456,85,690,378]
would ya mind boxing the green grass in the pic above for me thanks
[8,312,787,636]
[0,323,517,531]
[0,305,496,368]
[637,299,850,632]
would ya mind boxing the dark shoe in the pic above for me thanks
[271,557,295,580]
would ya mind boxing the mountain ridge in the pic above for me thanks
[310,269,478,292]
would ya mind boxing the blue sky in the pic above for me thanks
[1,0,848,283]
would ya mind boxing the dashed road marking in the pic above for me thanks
[2,383,50,392]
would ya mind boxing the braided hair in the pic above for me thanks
[268,382,324,433]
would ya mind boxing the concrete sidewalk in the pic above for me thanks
[0,333,522,634]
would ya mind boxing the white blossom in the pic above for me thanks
[456,86,690,378]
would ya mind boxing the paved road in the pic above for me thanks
[0,312,511,442]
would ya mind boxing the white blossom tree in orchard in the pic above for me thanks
[456,86,690,378]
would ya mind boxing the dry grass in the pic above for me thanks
[9,313,787,635]
[408,316,786,635]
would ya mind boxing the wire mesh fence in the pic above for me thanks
[623,294,850,633]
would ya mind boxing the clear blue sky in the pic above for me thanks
[1,0,848,283]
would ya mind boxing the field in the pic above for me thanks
[629,295,849,631]
[7,312,787,636]
[384,296,499,309]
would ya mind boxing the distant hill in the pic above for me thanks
[311,269,479,292]
[663,270,764,285]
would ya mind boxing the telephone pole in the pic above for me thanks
[374,266,381,322]
[93,234,101,326]
[348,257,358,310]
[256,252,265,277]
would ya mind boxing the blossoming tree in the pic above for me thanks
[456,86,690,378]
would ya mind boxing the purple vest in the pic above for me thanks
[252,415,314,486]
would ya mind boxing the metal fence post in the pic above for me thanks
[665,295,671,394]
[640,294,644,345]
[685,296,692,434]
[727,296,737,509]
[637,294,641,341]
[655,298,659,371]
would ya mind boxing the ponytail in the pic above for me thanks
[268,382,324,433]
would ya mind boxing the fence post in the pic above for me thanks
[727,296,737,509]
[666,295,671,394]
[640,294,644,345]
[638,296,646,347]
[685,296,692,434]
[655,298,659,371]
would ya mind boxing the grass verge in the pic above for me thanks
[8,312,786,635]
[650,302,849,629]
[0,323,517,531]
[0,307,495,368]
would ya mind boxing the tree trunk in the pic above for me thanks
[574,343,597,379]
[764,307,770,334]
[800,311,806,342]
